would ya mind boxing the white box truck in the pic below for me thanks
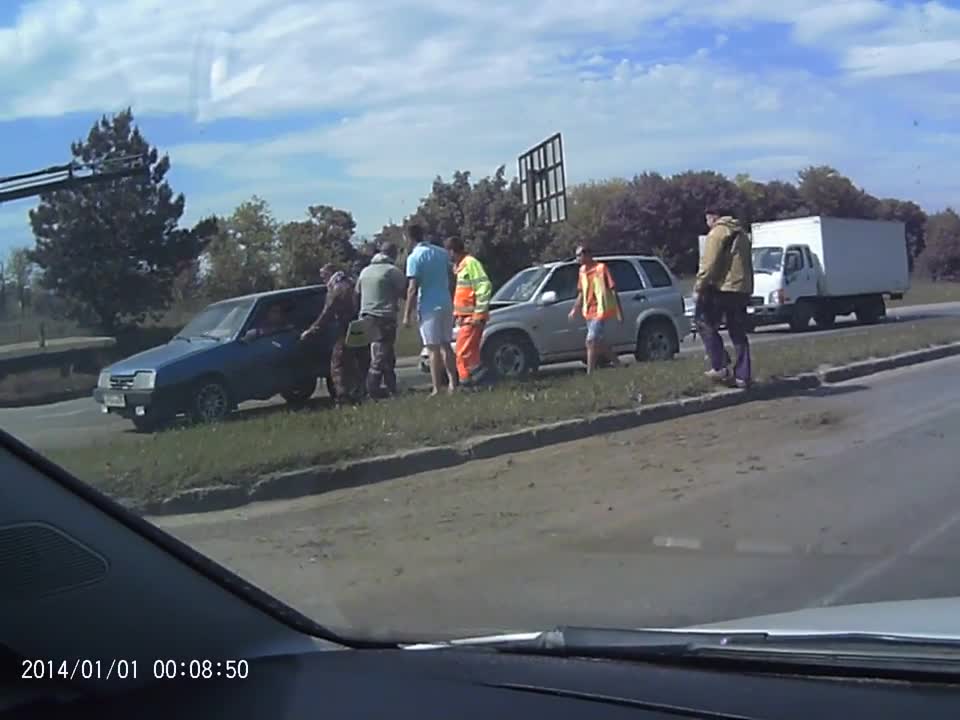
[745,216,909,331]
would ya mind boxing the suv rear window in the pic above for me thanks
[639,259,673,288]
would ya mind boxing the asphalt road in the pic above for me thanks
[4,300,960,452]
[156,354,960,639]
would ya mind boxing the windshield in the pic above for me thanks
[492,267,550,303]
[753,247,784,274]
[2,0,959,660]
[179,299,255,340]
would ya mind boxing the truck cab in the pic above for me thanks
[749,244,824,331]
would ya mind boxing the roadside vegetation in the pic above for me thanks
[48,319,960,506]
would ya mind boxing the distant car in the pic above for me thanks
[419,255,689,379]
[93,286,337,432]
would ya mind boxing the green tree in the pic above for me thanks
[276,204,357,287]
[735,174,804,223]
[28,109,211,331]
[410,166,553,288]
[796,166,879,218]
[876,198,928,269]
[546,179,630,259]
[5,246,34,316]
[917,209,960,281]
[204,197,277,299]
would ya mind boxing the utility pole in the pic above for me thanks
[0,155,149,205]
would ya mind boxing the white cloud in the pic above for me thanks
[1,0,958,242]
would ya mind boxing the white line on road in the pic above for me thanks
[653,536,703,550]
[34,408,92,420]
[817,509,960,607]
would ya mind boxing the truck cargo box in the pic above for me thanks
[750,216,909,298]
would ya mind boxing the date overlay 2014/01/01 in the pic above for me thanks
[20,658,250,682]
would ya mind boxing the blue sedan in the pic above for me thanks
[93,286,337,432]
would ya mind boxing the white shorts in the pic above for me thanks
[419,310,454,346]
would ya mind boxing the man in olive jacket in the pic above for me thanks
[694,205,754,388]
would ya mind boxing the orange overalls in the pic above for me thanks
[453,255,493,382]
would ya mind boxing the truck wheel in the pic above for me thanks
[635,319,678,362]
[282,378,317,408]
[189,377,232,424]
[789,302,813,332]
[813,310,836,329]
[855,297,885,325]
[483,332,537,379]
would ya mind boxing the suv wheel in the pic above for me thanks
[190,378,231,424]
[636,320,678,362]
[483,332,538,379]
[282,378,317,408]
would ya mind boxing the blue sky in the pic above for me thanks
[1,0,959,258]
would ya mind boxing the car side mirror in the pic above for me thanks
[538,291,559,306]
[240,329,258,343]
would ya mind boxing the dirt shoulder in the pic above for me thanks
[157,386,862,635]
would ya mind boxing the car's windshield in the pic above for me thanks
[179,299,255,340]
[492,267,550,303]
[753,247,784,274]
[2,0,959,662]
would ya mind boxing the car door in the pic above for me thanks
[784,246,817,300]
[637,258,683,327]
[285,290,330,382]
[231,297,302,401]
[604,259,646,350]
[532,264,583,359]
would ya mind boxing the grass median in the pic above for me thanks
[48,319,960,506]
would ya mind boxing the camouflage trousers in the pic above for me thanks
[329,339,364,405]
[363,314,398,397]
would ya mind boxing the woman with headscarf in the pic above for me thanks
[301,270,364,405]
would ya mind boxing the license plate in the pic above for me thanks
[103,392,126,408]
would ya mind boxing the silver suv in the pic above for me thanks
[419,255,689,378]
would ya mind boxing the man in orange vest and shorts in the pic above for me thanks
[568,244,624,374]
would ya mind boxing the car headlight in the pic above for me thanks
[131,371,156,390]
[97,371,111,388]
[768,290,780,305]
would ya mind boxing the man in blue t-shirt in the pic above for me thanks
[402,222,458,395]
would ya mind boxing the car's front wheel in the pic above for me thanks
[483,332,538,380]
[282,378,317,408]
[635,319,678,362]
[189,377,232,424]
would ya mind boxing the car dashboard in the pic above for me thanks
[7,644,960,719]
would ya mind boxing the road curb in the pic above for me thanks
[144,342,960,517]
[817,342,960,383]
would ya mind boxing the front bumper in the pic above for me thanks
[93,386,179,419]
[746,304,791,326]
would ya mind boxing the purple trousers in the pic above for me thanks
[697,290,752,384]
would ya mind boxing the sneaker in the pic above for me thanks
[704,368,732,384]
[735,379,751,390]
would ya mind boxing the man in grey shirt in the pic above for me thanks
[357,241,406,397]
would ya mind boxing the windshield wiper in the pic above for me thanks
[172,335,191,343]
[446,626,960,667]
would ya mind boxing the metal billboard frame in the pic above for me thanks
[518,132,567,227]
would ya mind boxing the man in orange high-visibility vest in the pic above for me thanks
[568,244,623,374]
[445,236,493,386]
